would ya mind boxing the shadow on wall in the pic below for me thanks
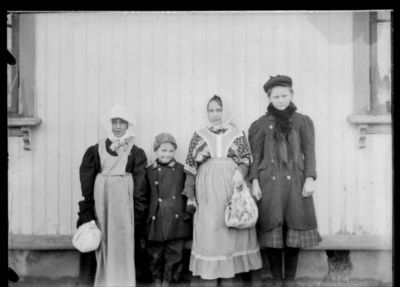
[306,12,370,45]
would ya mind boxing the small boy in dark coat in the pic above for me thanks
[145,133,192,287]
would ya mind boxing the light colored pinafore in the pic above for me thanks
[94,138,136,287]
[189,127,262,280]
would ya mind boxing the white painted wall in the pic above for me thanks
[8,12,392,242]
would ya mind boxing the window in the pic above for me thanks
[7,12,41,150]
[7,12,38,118]
[370,11,392,114]
[348,11,392,148]
[7,13,19,115]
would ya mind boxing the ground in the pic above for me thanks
[8,277,392,287]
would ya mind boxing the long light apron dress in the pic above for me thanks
[189,127,262,280]
[93,137,136,287]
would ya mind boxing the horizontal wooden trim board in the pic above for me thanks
[305,234,392,250]
[347,114,391,124]
[7,117,42,127]
[8,234,392,251]
[9,234,74,250]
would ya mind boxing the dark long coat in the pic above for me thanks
[145,160,192,242]
[248,112,318,234]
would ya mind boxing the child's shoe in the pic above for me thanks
[152,278,162,287]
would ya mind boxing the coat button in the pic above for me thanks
[269,125,273,129]
[172,195,176,200]
[272,176,276,180]
[158,198,162,202]
[287,175,291,180]
[175,214,179,218]
[158,168,162,171]
[271,159,274,163]
[152,216,156,220]
[155,181,159,185]
[172,168,175,171]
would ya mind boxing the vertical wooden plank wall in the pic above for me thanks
[7,12,392,240]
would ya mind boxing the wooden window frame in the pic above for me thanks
[7,13,19,114]
[370,11,392,115]
[7,12,41,150]
[348,11,392,148]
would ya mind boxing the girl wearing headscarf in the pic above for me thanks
[248,75,321,287]
[77,105,148,287]
[183,95,262,285]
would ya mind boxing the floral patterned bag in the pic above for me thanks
[225,183,258,229]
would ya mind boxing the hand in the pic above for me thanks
[186,198,198,214]
[302,177,316,197]
[232,169,244,188]
[251,179,262,201]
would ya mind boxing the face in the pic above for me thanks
[155,142,176,163]
[207,100,223,125]
[268,86,293,110]
[111,118,128,138]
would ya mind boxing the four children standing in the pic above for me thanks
[77,75,320,287]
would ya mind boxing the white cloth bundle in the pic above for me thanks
[72,220,102,253]
[225,184,259,229]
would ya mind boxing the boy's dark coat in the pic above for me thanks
[145,160,192,241]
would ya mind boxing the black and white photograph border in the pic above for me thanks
[7,10,393,287]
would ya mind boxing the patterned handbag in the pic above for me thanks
[225,183,258,229]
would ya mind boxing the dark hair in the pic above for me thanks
[207,95,223,109]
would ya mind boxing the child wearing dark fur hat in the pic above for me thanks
[144,133,192,287]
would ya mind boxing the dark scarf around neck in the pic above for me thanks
[267,102,298,168]
[267,101,297,135]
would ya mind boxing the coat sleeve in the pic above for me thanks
[182,131,203,200]
[248,119,265,181]
[182,173,196,200]
[230,131,253,177]
[77,145,100,228]
[144,168,151,219]
[129,146,148,230]
[300,115,317,179]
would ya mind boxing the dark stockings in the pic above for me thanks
[284,247,300,279]
[266,247,300,281]
[267,248,283,280]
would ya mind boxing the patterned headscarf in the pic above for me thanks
[102,104,136,151]
[205,95,236,132]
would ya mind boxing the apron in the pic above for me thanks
[189,127,262,279]
[94,138,136,287]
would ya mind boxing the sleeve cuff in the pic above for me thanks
[248,167,259,181]
[304,170,317,180]
[182,173,196,200]
[237,163,249,177]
